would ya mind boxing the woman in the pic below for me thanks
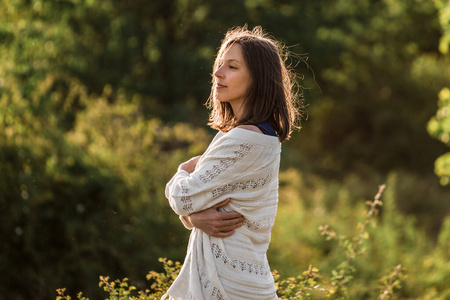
[164,25,302,300]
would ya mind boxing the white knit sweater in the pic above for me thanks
[164,128,281,300]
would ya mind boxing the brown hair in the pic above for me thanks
[206,25,304,142]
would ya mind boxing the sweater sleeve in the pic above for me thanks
[179,215,194,230]
[165,138,256,216]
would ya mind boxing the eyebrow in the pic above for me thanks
[224,58,241,64]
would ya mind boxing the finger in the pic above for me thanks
[221,211,244,220]
[217,220,244,231]
[219,218,243,227]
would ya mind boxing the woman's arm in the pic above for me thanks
[175,156,245,237]
[188,198,244,237]
[165,139,256,216]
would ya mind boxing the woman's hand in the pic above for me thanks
[178,156,201,174]
[189,198,244,237]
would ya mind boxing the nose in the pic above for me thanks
[214,66,224,78]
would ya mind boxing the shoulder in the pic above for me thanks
[214,126,281,150]
[236,124,264,134]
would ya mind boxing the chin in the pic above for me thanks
[216,98,230,103]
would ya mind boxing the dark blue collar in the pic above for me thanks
[255,121,277,137]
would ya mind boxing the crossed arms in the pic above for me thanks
[177,156,244,237]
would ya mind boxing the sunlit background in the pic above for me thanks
[1,0,450,299]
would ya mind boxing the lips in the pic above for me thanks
[216,83,227,89]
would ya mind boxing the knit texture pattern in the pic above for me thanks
[164,128,281,300]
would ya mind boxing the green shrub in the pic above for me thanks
[55,185,414,300]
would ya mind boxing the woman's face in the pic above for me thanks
[214,43,252,112]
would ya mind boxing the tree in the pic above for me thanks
[281,0,448,175]
[427,0,450,185]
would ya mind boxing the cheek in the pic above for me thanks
[244,77,253,94]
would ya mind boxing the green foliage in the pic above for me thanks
[274,265,325,299]
[146,258,182,299]
[286,0,448,174]
[56,258,182,300]
[0,77,210,298]
[428,0,450,185]
[54,186,410,300]
[270,169,450,299]
[273,187,390,300]
[436,0,450,55]
[378,265,405,300]
[318,185,386,298]
[428,88,450,185]
[1,0,450,299]
[427,0,450,186]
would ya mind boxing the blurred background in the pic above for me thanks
[1,0,449,299]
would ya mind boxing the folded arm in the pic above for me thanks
[165,139,255,216]
[174,155,245,237]
[181,198,244,237]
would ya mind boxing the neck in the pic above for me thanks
[231,102,244,121]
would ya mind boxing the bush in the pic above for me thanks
[56,185,429,299]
